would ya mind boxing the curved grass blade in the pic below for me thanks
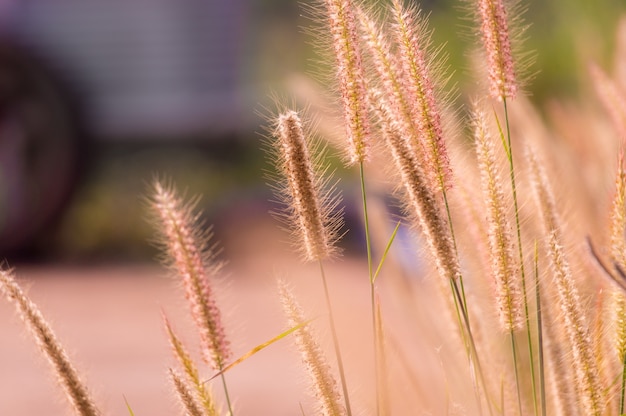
[372,221,402,284]
[209,320,312,381]
[123,396,135,416]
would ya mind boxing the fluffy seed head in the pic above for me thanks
[609,153,626,365]
[270,109,343,262]
[391,0,453,192]
[163,314,218,415]
[324,0,371,164]
[356,5,435,190]
[528,148,606,415]
[590,63,626,140]
[371,90,460,283]
[0,269,101,416]
[278,280,346,416]
[169,368,204,416]
[151,181,231,370]
[477,0,518,100]
[473,107,522,331]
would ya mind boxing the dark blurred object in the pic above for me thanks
[0,0,251,256]
[0,40,85,257]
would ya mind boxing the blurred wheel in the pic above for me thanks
[0,41,86,257]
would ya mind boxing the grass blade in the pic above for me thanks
[209,321,311,381]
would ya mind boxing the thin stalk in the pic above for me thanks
[450,277,494,416]
[437,155,490,414]
[501,96,538,415]
[359,162,381,416]
[619,354,626,415]
[439,176,470,325]
[219,371,233,416]
[439,179,491,414]
[535,241,546,416]
[319,260,353,416]
[510,331,524,415]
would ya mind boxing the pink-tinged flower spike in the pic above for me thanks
[390,0,452,192]
[151,181,231,371]
[163,313,218,415]
[356,5,431,181]
[528,147,606,415]
[270,109,343,262]
[278,280,347,416]
[476,0,518,100]
[323,0,371,164]
[370,89,460,284]
[590,63,626,140]
[0,268,101,416]
[472,106,522,332]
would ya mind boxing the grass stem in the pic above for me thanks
[535,241,546,416]
[359,162,382,416]
[219,372,234,416]
[510,331,524,415]
[619,354,626,415]
[319,260,353,416]
[501,96,538,415]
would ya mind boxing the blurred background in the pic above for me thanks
[0,0,624,261]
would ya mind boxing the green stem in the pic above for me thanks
[502,97,538,415]
[437,161,491,414]
[535,241,546,416]
[319,260,353,416]
[510,331,524,416]
[450,278,493,416]
[359,162,381,416]
[219,370,233,416]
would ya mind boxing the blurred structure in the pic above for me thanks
[0,0,252,255]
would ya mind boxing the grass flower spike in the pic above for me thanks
[476,0,518,100]
[391,0,452,192]
[472,106,522,332]
[278,280,346,416]
[323,0,371,164]
[0,269,101,416]
[271,109,342,262]
[609,152,626,413]
[371,91,460,284]
[151,182,231,371]
[169,368,205,416]
[590,63,626,139]
[528,148,606,415]
[163,313,218,415]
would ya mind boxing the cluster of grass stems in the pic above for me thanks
[3,0,626,415]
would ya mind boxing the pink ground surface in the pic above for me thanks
[0,227,462,416]
[0,258,381,416]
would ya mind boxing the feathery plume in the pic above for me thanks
[370,89,460,283]
[541,295,581,416]
[356,5,432,187]
[169,368,205,416]
[528,147,605,415]
[163,313,218,415]
[278,280,346,416]
[323,0,371,164]
[608,152,626,412]
[0,269,101,416]
[390,0,453,192]
[590,63,626,140]
[151,181,231,371]
[472,107,522,331]
[476,0,518,100]
[270,109,343,262]
[610,152,626,268]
